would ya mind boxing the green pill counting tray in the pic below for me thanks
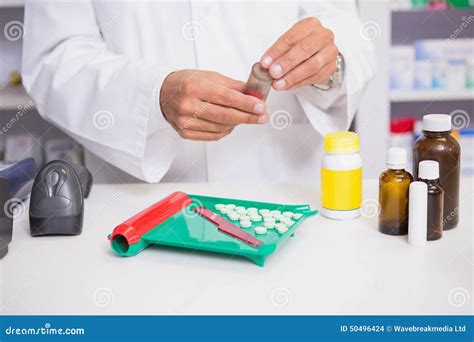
[108,192,317,266]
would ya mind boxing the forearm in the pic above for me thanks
[22,0,178,182]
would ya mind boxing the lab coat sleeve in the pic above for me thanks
[294,0,377,135]
[21,0,179,183]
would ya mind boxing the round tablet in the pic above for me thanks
[261,212,273,219]
[228,213,239,221]
[285,219,295,227]
[275,223,287,230]
[276,225,289,234]
[246,207,258,213]
[225,204,236,210]
[273,214,284,221]
[255,226,267,235]
[263,221,275,229]
[293,213,303,220]
[235,206,246,214]
[219,208,229,215]
[239,214,250,220]
[263,217,275,223]
[250,215,262,222]
[259,209,270,215]
[270,210,281,216]
[283,211,293,217]
[240,220,251,228]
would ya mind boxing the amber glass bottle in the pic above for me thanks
[379,148,413,235]
[418,160,444,241]
[414,114,460,230]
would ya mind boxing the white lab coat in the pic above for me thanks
[22,0,376,183]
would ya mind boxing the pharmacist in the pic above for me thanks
[22,1,376,182]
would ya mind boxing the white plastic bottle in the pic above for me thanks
[321,132,362,220]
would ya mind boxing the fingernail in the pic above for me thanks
[274,79,286,90]
[254,102,266,114]
[258,115,269,124]
[270,64,283,78]
[261,56,273,68]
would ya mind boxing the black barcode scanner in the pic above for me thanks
[29,160,92,236]
[0,178,13,258]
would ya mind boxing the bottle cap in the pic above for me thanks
[423,114,451,132]
[251,63,272,82]
[386,147,407,169]
[324,131,359,153]
[390,117,415,133]
[418,160,439,180]
[408,181,428,247]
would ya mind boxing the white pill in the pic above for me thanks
[293,213,303,220]
[228,213,239,221]
[239,214,250,220]
[264,217,275,223]
[283,211,293,217]
[255,226,267,235]
[250,215,262,222]
[240,220,251,228]
[270,210,281,216]
[276,225,289,234]
[285,219,295,227]
[219,208,229,214]
[273,214,284,221]
[259,209,270,215]
[235,206,246,214]
[263,221,275,229]
[225,204,236,210]
[275,223,287,230]
[261,212,273,219]
[215,204,226,210]
[246,207,258,213]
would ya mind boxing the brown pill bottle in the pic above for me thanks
[244,63,273,101]
[414,114,460,230]
[418,160,444,241]
[379,148,413,235]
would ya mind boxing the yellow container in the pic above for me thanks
[321,132,362,220]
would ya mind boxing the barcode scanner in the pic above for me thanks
[29,160,92,236]
[0,178,13,258]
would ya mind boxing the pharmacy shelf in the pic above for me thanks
[0,0,24,8]
[390,89,474,102]
[0,86,35,111]
[391,8,474,44]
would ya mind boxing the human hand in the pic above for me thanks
[159,70,268,141]
[260,17,339,90]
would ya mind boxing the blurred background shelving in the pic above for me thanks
[0,0,24,8]
[0,85,33,110]
[352,0,473,177]
[390,89,474,102]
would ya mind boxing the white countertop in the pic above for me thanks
[1,179,473,315]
